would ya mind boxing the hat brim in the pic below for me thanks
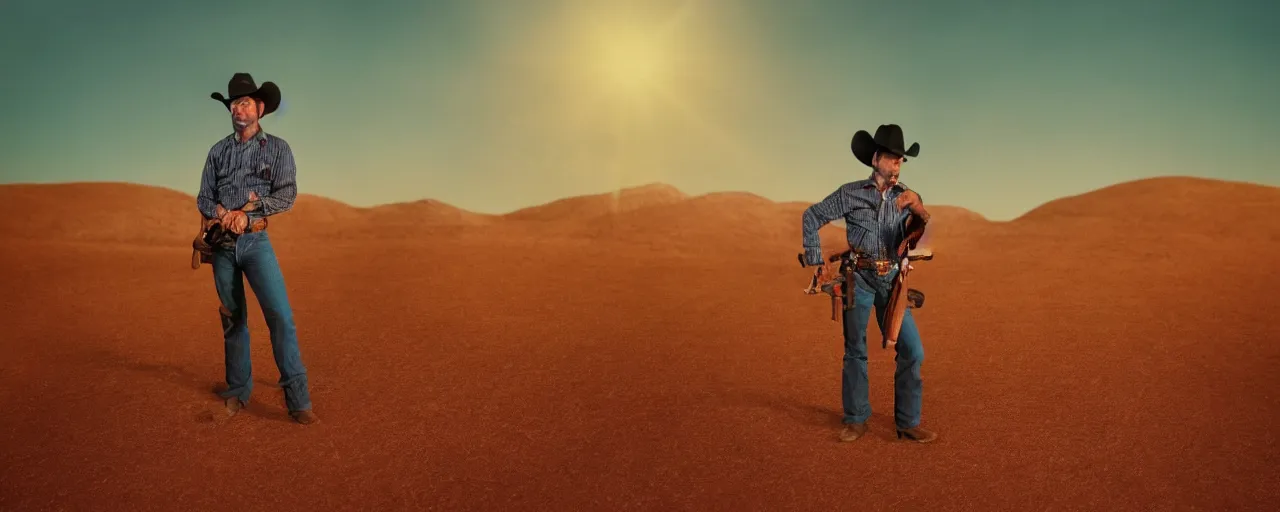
[851,130,920,167]
[210,81,281,117]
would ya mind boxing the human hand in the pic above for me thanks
[224,210,249,234]
[242,191,260,212]
[215,204,228,220]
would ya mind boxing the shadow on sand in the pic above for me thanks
[735,389,903,441]
[83,347,293,423]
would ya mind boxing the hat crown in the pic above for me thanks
[227,73,259,97]
[873,124,906,151]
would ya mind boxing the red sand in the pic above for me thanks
[1,177,1278,511]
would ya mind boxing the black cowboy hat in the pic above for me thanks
[850,124,920,168]
[210,73,281,116]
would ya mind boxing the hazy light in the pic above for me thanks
[599,35,665,97]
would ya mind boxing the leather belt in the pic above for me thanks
[852,256,898,276]
[243,218,268,233]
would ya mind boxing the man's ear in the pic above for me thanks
[256,99,264,118]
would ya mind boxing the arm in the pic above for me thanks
[800,185,854,266]
[256,142,298,216]
[896,190,930,254]
[196,150,220,219]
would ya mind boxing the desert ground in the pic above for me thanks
[1,176,1278,511]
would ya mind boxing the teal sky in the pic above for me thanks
[2,0,1276,220]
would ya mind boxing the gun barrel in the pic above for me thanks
[906,249,934,261]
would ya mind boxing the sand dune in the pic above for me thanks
[0,180,995,246]
[1,177,1278,511]
[0,182,200,245]
[502,183,688,222]
[1014,176,1280,235]
[1017,176,1280,221]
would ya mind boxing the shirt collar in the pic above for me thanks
[860,173,904,192]
[232,128,268,145]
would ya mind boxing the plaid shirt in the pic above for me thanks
[196,129,297,220]
[801,174,918,265]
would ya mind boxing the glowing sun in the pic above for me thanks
[599,36,666,96]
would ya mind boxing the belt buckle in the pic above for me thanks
[873,260,893,276]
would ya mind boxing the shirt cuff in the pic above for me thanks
[804,247,823,266]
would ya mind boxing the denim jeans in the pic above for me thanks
[211,231,312,412]
[840,267,925,429]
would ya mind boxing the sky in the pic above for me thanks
[1,0,1277,220]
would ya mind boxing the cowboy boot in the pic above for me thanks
[839,422,868,442]
[224,396,244,416]
[290,410,318,425]
[895,426,937,443]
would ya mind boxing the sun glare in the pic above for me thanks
[513,0,758,208]
[601,38,665,96]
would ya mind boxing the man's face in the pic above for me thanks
[872,151,904,187]
[230,96,263,130]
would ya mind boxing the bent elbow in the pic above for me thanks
[801,205,820,225]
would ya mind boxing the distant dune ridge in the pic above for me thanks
[0,177,1276,249]
[504,183,688,222]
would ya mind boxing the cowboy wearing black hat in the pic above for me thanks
[799,124,935,443]
[194,73,317,424]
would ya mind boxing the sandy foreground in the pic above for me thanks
[1,177,1278,511]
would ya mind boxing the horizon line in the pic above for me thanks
[2,175,1275,221]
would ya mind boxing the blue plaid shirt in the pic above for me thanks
[801,174,918,265]
[196,129,298,220]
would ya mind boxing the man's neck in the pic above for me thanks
[235,124,261,143]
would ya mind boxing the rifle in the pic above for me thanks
[797,248,931,349]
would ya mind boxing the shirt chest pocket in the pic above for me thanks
[256,158,274,181]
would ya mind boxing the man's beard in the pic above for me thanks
[875,168,899,184]
[233,117,253,131]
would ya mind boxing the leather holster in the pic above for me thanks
[190,217,267,269]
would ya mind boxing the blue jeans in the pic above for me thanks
[840,267,925,429]
[211,231,312,412]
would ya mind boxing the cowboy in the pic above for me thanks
[195,73,317,424]
[799,124,935,443]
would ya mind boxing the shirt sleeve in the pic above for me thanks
[800,185,853,265]
[258,141,297,216]
[196,150,219,219]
